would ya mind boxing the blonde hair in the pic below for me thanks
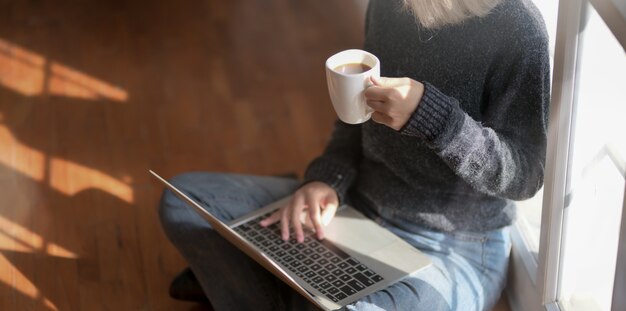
[403,0,502,29]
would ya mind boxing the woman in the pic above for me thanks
[159,0,550,310]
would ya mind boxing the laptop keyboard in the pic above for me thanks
[233,217,385,303]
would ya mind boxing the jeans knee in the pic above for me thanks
[158,172,233,238]
[158,172,205,237]
[158,171,224,211]
[158,189,184,244]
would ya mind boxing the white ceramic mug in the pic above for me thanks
[325,49,380,124]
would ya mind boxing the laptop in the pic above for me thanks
[150,170,431,310]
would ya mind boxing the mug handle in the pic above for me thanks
[364,76,376,117]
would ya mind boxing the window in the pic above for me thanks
[556,4,626,310]
[508,0,626,310]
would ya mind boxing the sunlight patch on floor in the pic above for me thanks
[49,157,134,203]
[0,38,127,102]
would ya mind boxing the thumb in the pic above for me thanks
[323,193,339,210]
[370,76,392,87]
[321,193,339,226]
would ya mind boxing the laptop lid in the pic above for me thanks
[149,170,326,309]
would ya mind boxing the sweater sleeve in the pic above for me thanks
[400,34,550,200]
[303,120,362,203]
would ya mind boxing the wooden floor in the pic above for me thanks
[0,0,510,310]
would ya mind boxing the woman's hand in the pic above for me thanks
[259,181,339,243]
[364,76,425,131]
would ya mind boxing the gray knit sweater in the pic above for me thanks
[304,0,550,232]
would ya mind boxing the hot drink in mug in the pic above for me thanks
[325,49,380,124]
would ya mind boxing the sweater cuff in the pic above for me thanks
[303,157,357,204]
[400,82,456,144]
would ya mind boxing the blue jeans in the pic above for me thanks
[159,172,511,311]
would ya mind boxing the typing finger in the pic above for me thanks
[291,196,306,243]
[307,196,324,240]
[280,205,291,241]
[259,209,281,227]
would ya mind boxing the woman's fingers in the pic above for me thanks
[365,99,387,112]
[365,76,401,101]
[365,76,425,131]
[364,85,390,101]
[280,203,292,240]
[321,194,339,226]
[291,196,306,243]
[307,195,324,240]
[258,182,338,243]
[259,209,281,227]
[371,111,393,125]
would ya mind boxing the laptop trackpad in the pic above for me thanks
[324,206,397,255]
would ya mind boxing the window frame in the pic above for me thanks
[612,185,626,311]
[536,0,586,305]
[508,0,626,310]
